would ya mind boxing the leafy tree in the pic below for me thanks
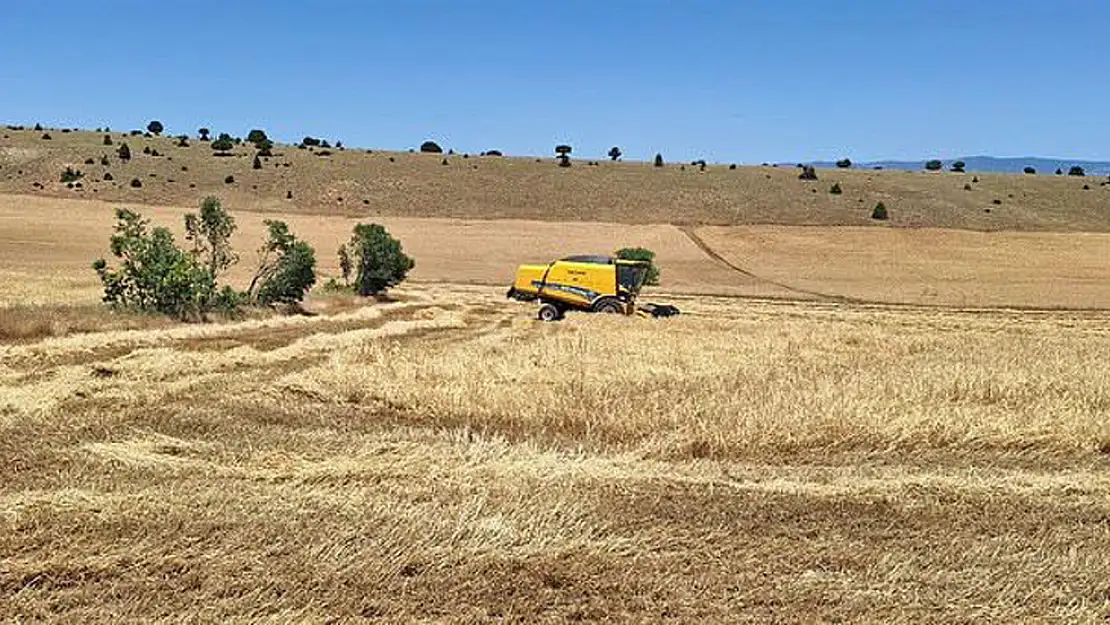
[1055,168,1063,175]
[247,220,316,305]
[198,127,210,141]
[184,196,237,281]
[1068,166,1085,177]
[872,202,889,220]
[256,139,274,157]
[836,158,852,168]
[247,129,268,145]
[302,136,321,147]
[147,120,164,135]
[608,146,622,161]
[555,145,572,157]
[830,182,842,195]
[103,134,113,146]
[654,153,664,167]
[211,134,234,154]
[342,223,414,296]
[615,247,660,286]
[925,160,943,171]
[950,161,966,173]
[92,209,216,320]
[118,143,131,161]
[1024,166,1036,174]
[420,140,443,153]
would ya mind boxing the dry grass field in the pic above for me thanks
[2,127,1109,230]
[3,286,1110,622]
[3,124,1110,622]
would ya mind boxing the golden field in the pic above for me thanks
[3,287,1110,622]
[3,125,1110,622]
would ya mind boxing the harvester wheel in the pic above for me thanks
[537,303,562,322]
[594,299,624,314]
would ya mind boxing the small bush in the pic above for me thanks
[103,134,113,146]
[964,183,972,191]
[147,120,164,135]
[924,159,943,171]
[441,158,449,166]
[1024,166,1036,174]
[420,140,442,153]
[830,182,842,194]
[871,202,888,220]
[60,167,84,183]
[992,199,1002,205]
[84,158,95,165]
[253,154,262,170]
[256,139,273,157]
[1055,168,1063,175]
[211,135,234,154]
[130,178,142,188]
[286,190,293,199]
[41,133,52,140]
[557,155,571,168]
[654,153,664,167]
[1083,184,1090,190]
[104,172,114,181]
[118,143,131,161]
[972,176,979,183]
[836,158,852,169]
[142,146,152,155]
[176,135,190,147]
[729,164,737,170]
[798,165,818,181]
[485,150,503,156]
[950,161,966,173]
[34,123,43,131]
[224,175,235,184]
[1068,166,1085,177]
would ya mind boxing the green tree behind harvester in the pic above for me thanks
[615,247,660,286]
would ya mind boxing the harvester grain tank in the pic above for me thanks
[507,255,679,321]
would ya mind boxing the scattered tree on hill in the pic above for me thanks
[224,175,235,184]
[247,129,268,145]
[256,139,274,157]
[34,123,43,131]
[130,178,142,188]
[41,133,52,140]
[555,145,572,158]
[1068,166,1085,177]
[176,135,190,147]
[118,143,131,161]
[925,159,943,171]
[836,158,852,169]
[950,161,966,173]
[341,224,415,296]
[302,136,321,147]
[1055,168,1063,175]
[485,150,503,157]
[420,140,443,153]
[830,182,843,195]
[147,120,164,136]
[247,220,317,305]
[253,154,263,170]
[104,172,114,181]
[103,134,113,146]
[198,128,211,141]
[608,146,622,161]
[558,155,571,167]
[1024,166,1036,174]
[142,146,152,155]
[615,247,660,286]
[211,134,234,155]
[654,153,664,167]
[872,202,889,220]
[60,167,83,183]
[798,165,818,181]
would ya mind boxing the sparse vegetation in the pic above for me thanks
[950,161,966,173]
[224,175,235,184]
[103,134,113,146]
[118,143,131,161]
[211,134,234,155]
[198,127,210,141]
[129,178,142,188]
[419,140,442,154]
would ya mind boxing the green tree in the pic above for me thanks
[1068,166,1086,177]
[872,202,889,220]
[147,120,164,135]
[184,196,237,281]
[256,138,274,157]
[420,140,442,153]
[118,142,131,161]
[92,209,215,320]
[608,146,622,161]
[925,159,943,171]
[211,134,234,154]
[654,153,664,167]
[615,247,660,286]
[836,158,852,168]
[830,182,843,194]
[344,224,414,295]
[198,127,210,141]
[950,161,966,173]
[247,220,317,305]
[247,129,268,145]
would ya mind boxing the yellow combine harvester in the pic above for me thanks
[507,255,679,321]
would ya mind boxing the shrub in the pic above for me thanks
[246,220,316,305]
[1068,166,1085,177]
[608,146,622,161]
[420,140,443,153]
[729,164,737,170]
[798,165,818,181]
[247,129,268,145]
[118,143,132,161]
[485,150,503,156]
[176,135,190,147]
[104,172,114,181]
[1024,166,1036,174]
[147,121,164,135]
[60,167,83,183]
[441,158,449,165]
[950,161,966,173]
[84,158,95,165]
[993,199,1002,205]
[142,146,152,155]
[654,153,664,167]
[100,156,110,166]
[836,158,852,169]
[1055,168,1063,175]
[34,123,43,131]
[615,247,660,286]
[103,134,113,146]
[830,182,842,194]
[130,178,142,188]
[341,223,414,296]
[224,175,235,184]
[1083,184,1091,190]
[302,136,321,147]
[253,154,262,170]
[211,134,234,154]
[871,202,889,220]
[972,176,979,183]
[41,133,52,140]
[963,183,972,191]
[924,159,943,171]
[198,128,210,141]
[286,190,293,199]
[256,139,273,157]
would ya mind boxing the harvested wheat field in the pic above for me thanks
[3,285,1110,622]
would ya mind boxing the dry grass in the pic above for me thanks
[3,128,1110,231]
[0,303,175,341]
[3,285,1110,622]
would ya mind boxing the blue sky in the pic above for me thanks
[2,1,1106,163]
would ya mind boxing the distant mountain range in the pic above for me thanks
[804,156,1110,176]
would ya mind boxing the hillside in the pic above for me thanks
[2,126,1109,231]
[811,156,1110,176]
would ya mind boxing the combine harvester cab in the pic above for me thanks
[507,255,679,321]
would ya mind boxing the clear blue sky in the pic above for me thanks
[2,1,1106,163]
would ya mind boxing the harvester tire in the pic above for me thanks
[538,303,562,322]
[594,299,624,314]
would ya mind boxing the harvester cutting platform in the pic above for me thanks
[507,255,680,321]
